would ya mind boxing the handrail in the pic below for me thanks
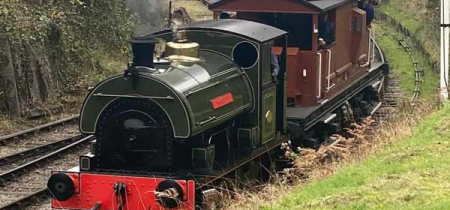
[361,28,372,67]
[326,49,333,91]
[368,28,372,63]
[371,26,376,62]
[316,52,322,98]
[373,37,385,64]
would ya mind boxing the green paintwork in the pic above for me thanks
[80,49,252,138]
[152,50,253,135]
[79,74,191,138]
[261,43,273,84]
[261,85,277,144]
[154,30,262,130]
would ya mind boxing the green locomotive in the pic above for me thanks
[48,19,293,210]
[79,19,288,173]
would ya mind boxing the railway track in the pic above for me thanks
[0,135,93,210]
[376,11,425,102]
[371,34,422,123]
[372,73,402,121]
[393,36,424,102]
[0,116,79,146]
[0,116,87,210]
[0,134,84,182]
[0,116,80,166]
[371,34,403,121]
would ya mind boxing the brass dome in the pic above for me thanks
[166,41,200,62]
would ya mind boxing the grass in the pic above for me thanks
[379,4,422,33]
[258,102,449,210]
[375,22,439,99]
[378,0,439,67]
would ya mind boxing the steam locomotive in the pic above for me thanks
[47,0,388,209]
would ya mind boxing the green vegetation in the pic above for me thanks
[262,103,450,210]
[379,0,439,66]
[376,22,439,99]
[0,0,132,114]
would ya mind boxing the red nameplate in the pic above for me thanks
[211,93,234,110]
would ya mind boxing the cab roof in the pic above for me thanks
[149,19,287,43]
[209,0,352,12]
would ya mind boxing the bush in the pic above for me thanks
[0,0,132,113]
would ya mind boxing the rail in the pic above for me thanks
[0,115,79,145]
[0,135,93,185]
[0,135,94,210]
[0,189,48,210]
[0,134,84,167]
[375,11,424,101]
[392,35,423,102]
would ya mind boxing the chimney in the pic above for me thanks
[130,38,156,68]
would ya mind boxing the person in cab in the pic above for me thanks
[318,13,335,47]
[360,0,375,27]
